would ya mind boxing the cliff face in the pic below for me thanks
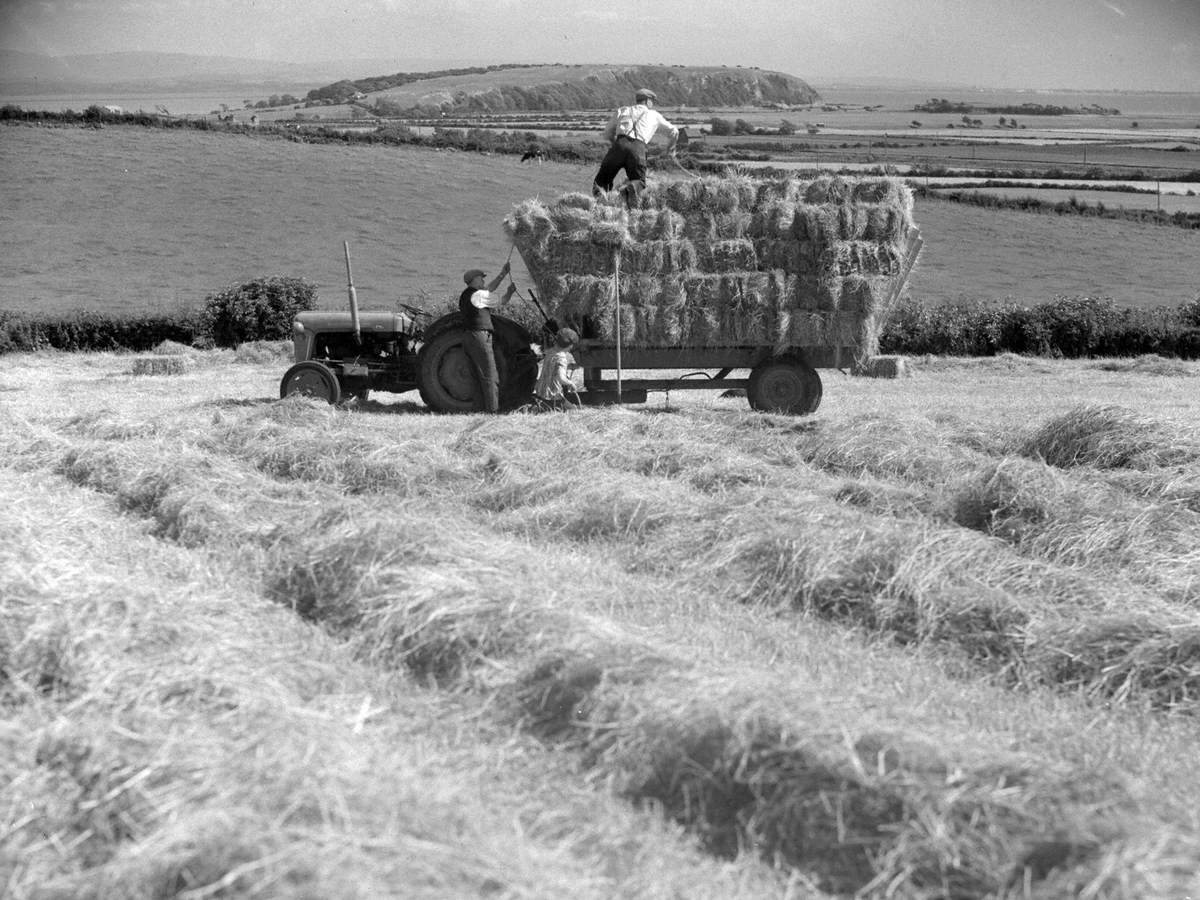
[325,64,822,112]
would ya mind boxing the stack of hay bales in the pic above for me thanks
[503,173,919,363]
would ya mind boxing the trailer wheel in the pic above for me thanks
[748,356,822,415]
[416,321,536,413]
[280,361,342,404]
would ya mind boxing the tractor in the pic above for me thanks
[279,242,538,412]
[279,306,539,412]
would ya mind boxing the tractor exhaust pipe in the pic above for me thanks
[344,240,361,345]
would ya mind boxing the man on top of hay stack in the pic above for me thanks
[592,88,679,206]
[460,262,516,413]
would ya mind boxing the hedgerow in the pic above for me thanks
[0,277,317,354]
[0,310,202,354]
[200,276,318,348]
[881,295,1200,358]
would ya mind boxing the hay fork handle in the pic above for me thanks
[344,240,361,344]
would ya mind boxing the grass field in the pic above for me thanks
[2,124,1197,319]
[929,185,1200,215]
[4,346,1200,897]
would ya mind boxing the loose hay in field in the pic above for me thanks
[503,174,920,364]
[1016,404,1200,469]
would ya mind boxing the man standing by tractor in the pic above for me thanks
[592,88,679,205]
[460,263,517,413]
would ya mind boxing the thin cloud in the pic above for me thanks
[1100,1,1127,16]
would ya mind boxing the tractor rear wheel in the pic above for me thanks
[747,355,822,415]
[416,316,536,413]
[280,361,342,404]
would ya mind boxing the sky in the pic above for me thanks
[1,0,1198,91]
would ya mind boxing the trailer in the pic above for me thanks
[505,174,924,414]
[566,222,922,413]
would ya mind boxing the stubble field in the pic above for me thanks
[3,345,1200,898]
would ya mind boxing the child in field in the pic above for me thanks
[534,328,580,410]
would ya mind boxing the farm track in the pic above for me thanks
[4,350,1200,896]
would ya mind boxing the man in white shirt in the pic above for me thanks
[459,263,516,412]
[592,88,679,203]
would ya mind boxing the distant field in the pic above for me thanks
[1,124,1197,317]
[929,184,1200,215]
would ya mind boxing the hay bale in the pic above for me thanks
[803,175,855,205]
[549,206,593,232]
[821,242,903,278]
[791,204,842,246]
[587,204,631,247]
[151,340,196,356]
[504,199,555,250]
[622,240,698,276]
[556,191,595,210]
[509,174,918,359]
[854,355,908,379]
[544,239,617,275]
[652,175,757,215]
[749,200,799,240]
[131,356,194,376]
[838,275,893,315]
[695,239,758,273]
[629,207,686,241]
[794,274,843,312]
[861,204,908,243]
[754,177,806,205]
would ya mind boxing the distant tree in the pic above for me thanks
[708,117,733,136]
[778,118,797,135]
[733,118,754,134]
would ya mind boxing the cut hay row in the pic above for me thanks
[46,395,1200,710]
[10,362,1200,897]
[515,655,1179,899]
[786,405,1200,602]
[18,397,1200,894]
[504,174,917,358]
[37,392,1200,712]
[0,477,793,900]
[258,510,1175,899]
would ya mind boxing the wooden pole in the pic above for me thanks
[613,248,622,402]
[344,241,361,345]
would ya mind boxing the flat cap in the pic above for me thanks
[463,268,486,283]
[634,88,657,101]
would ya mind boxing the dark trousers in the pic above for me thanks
[463,329,500,412]
[593,136,648,199]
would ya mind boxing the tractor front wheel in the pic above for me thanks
[280,361,342,404]
[747,355,822,415]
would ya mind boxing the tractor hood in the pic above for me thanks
[295,310,417,335]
